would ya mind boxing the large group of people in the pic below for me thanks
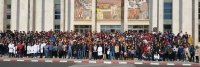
[0,30,199,63]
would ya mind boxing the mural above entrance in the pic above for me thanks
[128,0,149,19]
[96,0,123,20]
[74,0,92,20]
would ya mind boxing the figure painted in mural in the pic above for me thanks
[128,0,149,19]
[96,0,122,20]
[74,0,92,20]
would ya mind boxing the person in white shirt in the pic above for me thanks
[33,42,39,58]
[30,44,34,58]
[27,43,31,58]
[13,44,17,58]
[8,41,14,58]
[38,41,46,58]
[154,52,160,61]
[97,44,103,60]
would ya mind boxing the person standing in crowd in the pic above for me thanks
[62,43,67,59]
[172,45,178,61]
[77,42,82,59]
[115,43,119,60]
[184,44,190,62]
[195,46,200,63]
[0,42,3,57]
[67,43,72,59]
[48,42,54,58]
[17,42,23,58]
[58,44,63,59]
[44,44,49,58]
[13,43,17,58]
[178,45,184,61]
[187,35,193,45]
[8,41,14,58]
[110,43,115,60]
[97,44,103,60]
[93,43,98,60]
[82,42,86,59]
[190,45,195,62]
[53,43,58,58]
[72,42,77,59]
[88,43,92,60]
[22,41,27,58]
[26,43,31,58]
[33,42,39,58]
[38,41,46,58]
[166,45,172,61]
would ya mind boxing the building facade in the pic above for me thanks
[0,0,199,45]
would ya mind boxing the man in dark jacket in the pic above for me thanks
[0,43,4,57]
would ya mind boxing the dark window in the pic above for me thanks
[164,25,171,29]
[199,14,200,19]
[7,15,11,19]
[55,25,60,29]
[55,4,60,19]
[7,25,10,30]
[55,15,60,19]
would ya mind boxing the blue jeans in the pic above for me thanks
[18,51,22,58]
[33,53,37,58]
[77,50,82,59]
[44,50,48,58]
[180,53,184,61]
[82,50,86,58]
[109,51,115,59]
[68,50,72,59]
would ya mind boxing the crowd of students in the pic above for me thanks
[0,30,199,63]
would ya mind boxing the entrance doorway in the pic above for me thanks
[74,25,92,33]
[110,29,115,32]
[129,29,144,33]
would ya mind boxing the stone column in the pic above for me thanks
[192,0,199,46]
[65,0,69,31]
[35,0,43,31]
[60,0,65,31]
[44,0,54,31]
[121,0,128,32]
[0,0,7,31]
[70,0,74,31]
[19,0,29,32]
[172,0,179,35]
[11,0,19,31]
[149,0,158,32]
[91,0,96,31]
[157,0,164,32]
[180,0,192,35]
[29,0,36,31]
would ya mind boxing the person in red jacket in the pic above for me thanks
[17,42,23,58]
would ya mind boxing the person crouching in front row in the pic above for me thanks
[154,52,160,61]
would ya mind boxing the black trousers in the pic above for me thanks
[53,51,58,58]
[93,52,97,60]
[49,50,53,58]
[9,53,13,58]
[190,53,195,62]
[58,50,62,58]
[196,56,199,63]
[62,51,67,59]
